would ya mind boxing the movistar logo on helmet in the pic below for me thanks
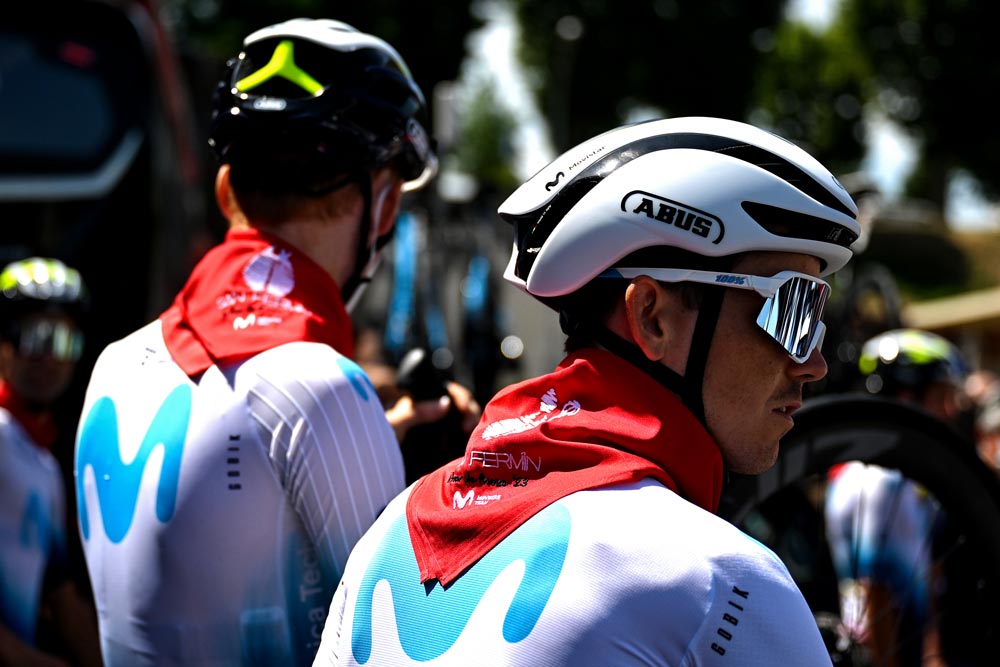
[621,190,725,244]
[252,97,287,111]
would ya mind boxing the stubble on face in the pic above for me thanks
[702,252,825,475]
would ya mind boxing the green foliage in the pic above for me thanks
[510,0,786,152]
[749,20,871,175]
[833,0,1000,206]
[452,79,520,198]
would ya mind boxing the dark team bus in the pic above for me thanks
[1,0,211,349]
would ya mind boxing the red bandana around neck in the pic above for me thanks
[160,228,355,376]
[0,380,58,450]
[406,348,724,586]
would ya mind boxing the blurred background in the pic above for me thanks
[5,0,1000,417]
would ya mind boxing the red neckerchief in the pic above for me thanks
[406,348,724,586]
[160,227,354,376]
[0,380,57,450]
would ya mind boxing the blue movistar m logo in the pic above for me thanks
[352,503,570,663]
[76,385,191,543]
[336,355,375,401]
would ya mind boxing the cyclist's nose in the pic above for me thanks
[790,346,828,383]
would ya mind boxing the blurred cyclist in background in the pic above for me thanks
[858,328,972,429]
[313,116,862,665]
[825,327,972,666]
[964,369,1000,475]
[74,18,476,667]
[0,257,101,667]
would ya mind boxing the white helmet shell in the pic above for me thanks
[500,117,860,299]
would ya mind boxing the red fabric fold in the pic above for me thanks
[406,348,724,586]
[0,380,58,450]
[160,228,354,376]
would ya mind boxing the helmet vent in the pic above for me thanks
[742,201,859,250]
[567,131,857,221]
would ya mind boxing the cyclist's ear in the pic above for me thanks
[371,167,405,238]
[622,276,695,375]
[214,164,239,223]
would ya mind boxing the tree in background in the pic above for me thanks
[748,19,871,178]
[451,77,521,203]
[510,0,786,152]
[754,0,1000,213]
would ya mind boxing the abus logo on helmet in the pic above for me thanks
[621,190,725,245]
[252,97,287,111]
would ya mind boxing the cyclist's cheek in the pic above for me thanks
[702,306,788,475]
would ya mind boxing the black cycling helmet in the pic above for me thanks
[0,257,89,361]
[207,18,437,194]
[859,328,969,397]
[208,18,438,310]
[0,257,88,318]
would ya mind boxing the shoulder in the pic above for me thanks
[236,341,369,389]
[235,341,383,407]
[233,342,399,476]
[0,408,63,481]
[559,481,826,663]
[566,479,781,565]
[87,320,170,379]
[560,479,806,616]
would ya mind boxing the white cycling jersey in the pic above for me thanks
[0,408,67,644]
[75,320,405,667]
[315,347,832,666]
[315,478,833,666]
[824,461,936,627]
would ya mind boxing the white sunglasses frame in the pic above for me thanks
[599,268,830,363]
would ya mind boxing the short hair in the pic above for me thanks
[557,247,739,352]
[560,280,709,353]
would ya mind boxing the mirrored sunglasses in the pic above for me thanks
[600,268,830,364]
[12,319,84,362]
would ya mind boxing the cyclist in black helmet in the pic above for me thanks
[0,257,101,667]
[825,328,973,666]
[72,19,477,667]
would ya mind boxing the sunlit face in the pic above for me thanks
[702,251,828,474]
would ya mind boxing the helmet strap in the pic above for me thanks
[340,171,375,312]
[679,286,725,425]
[591,324,688,398]
[561,309,688,400]
[559,284,725,430]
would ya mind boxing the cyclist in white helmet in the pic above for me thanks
[0,257,101,667]
[312,116,861,666]
[73,18,477,667]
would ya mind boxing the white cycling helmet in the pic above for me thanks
[498,117,861,424]
[500,116,860,300]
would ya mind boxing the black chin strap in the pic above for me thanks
[680,286,725,424]
[339,172,375,309]
[559,284,725,429]
[587,322,688,397]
